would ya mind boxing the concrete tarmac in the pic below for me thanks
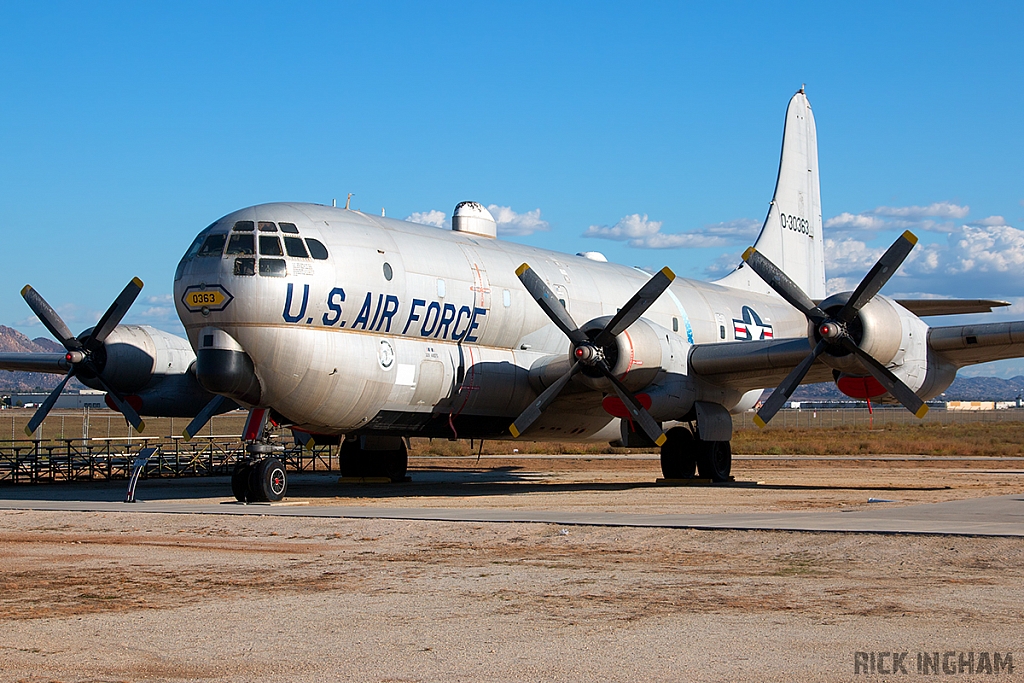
[2,473,1022,536]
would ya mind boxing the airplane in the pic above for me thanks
[2,87,1021,504]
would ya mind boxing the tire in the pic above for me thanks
[339,438,365,477]
[249,458,287,502]
[695,440,732,482]
[660,427,696,479]
[381,441,408,482]
[231,462,252,502]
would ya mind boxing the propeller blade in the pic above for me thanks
[182,394,231,441]
[516,264,589,346]
[509,363,582,438]
[93,376,146,433]
[741,248,828,323]
[836,231,917,323]
[840,338,928,419]
[21,285,81,351]
[598,363,666,447]
[24,370,75,436]
[753,339,828,428]
[593,267,676,347]
[84,277,144,351]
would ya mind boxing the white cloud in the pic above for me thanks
[405,210,448,228]
[967,215,1009,227]
[585,214,759,249]
[487,205,550,236]
[824,201,969,237]
[947,224,1024,274]
[870,202,970,219]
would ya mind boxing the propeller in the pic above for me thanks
[509,264,674,446]
[181,394,231,441]
[742,230,927,427]
[21,279,146,436]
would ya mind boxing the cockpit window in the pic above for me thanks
[232,220,255,232]
[258,221,277,232]
[306,238,329,260]
[259,259,287,277]
[226,233,255,255]
[234,258,255,276]
[284,236,308,258]
[259,235,283,256]
[183,235,204,260]
[197,233,227,257]
[279,222,299,234]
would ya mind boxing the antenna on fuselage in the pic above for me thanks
[332,198,336,207]
[345,193,354,210]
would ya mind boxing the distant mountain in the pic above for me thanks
[0,326,85,392]
[790,376,1024,402]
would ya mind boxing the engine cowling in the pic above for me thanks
[76,325,197,395]
[818,293,956,402]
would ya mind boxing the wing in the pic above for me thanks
[688,338,835,391]
[929,321,1024,367]
[894,299,1010,317]
[0,353,70,374]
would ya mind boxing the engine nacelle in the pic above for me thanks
[576,316,668,392]
[77,324,197,395]
[818,293,956,402]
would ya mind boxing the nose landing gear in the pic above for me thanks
[233,408,289,503]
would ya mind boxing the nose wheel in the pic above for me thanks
[232,456,288,503]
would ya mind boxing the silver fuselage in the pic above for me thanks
[173,203,806,440]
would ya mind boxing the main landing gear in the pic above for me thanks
[339,436,408,481]
[659,426,732,482]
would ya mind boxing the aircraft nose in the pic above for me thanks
[195,327,262,405]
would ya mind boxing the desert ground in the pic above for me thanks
[1,449,1023,683]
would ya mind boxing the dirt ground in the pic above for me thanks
[1,456,1022,682]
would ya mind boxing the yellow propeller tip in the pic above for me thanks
[741,247,756,261]
[915,405,929,419]
[659,266,676,281]
[181,430,193,442]
[131,276,145,288]
[515,263,530,277]
[23,426,34,437]
[136,421,146,434]
[20,285,31,296]
[902,231,918,246]
[508,424,520,438]
[654,433,667,447]
[753,415,767,429]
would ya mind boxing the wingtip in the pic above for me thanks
[515,263,530,277]
[914,404,929,419]
[508,424,520,438]
[741,247,756,262]
[753,414,767,429]
[902,230,918,246]
[131,276,145,289]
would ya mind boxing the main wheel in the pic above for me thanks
[339,437,366,477]
[660,427,696,479]
[231,461,252,502]
[695,440,732,482]
[381,441,408,482]
[249,458,288,502]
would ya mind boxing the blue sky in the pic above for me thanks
[2,2,1022,375]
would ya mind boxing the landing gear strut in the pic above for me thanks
[659,426,732,482]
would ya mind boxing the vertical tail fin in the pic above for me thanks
[715,88,826,299]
